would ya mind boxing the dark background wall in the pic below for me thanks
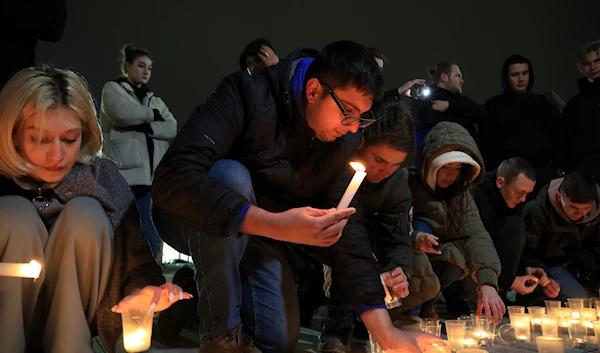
[37,0,599,126]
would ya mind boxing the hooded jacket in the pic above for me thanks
[479,58,562,172]
[523,178,600,287]
[563,78,600,182]
[152,48,386,309]
[408,122,501,287]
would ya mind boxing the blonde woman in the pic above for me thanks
[0,66,190,353]
[100,44,177,256]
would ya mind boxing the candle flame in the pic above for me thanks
[29,260,42,279]
[349,162,366,172]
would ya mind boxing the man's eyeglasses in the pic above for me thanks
[319,80,376,128]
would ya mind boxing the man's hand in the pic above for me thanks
[510,275,539,295]
[257,44,279,67]
[397,79,427,98]
[526,267,550,286]
[361,308,437,353]
[544,279,560,298]
[476,285,506,324]
[431,100,449,112]
[263,206,356,246]
[382,267,410,299]
[416,232,441,254]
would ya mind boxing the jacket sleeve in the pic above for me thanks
[151,73,251,237]
[376,176,415,279]
[521,200,551,271]
[462,192,501,288]
[1,0,67,42]
[323,163,385,309]
[101,82,155,127]
[446,96,486,123]
[149,97,178,140]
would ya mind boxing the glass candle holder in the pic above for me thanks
[475,316,496,347]
[554,307,573,332]
[461,327,480,348]
[121,301,153,353]
[420,318,442,337]
[445,320,466,352]
[368,331,384,353]
[593,321,600,343]
[535,336,565,353]
[528,306,546,332]
[567,298,585,310]
[507,306,525,326]
[512,313,531,342]
[419,339,453,353]
[567,319,587,348]
[540,314,560,337]
[544,300,561,316]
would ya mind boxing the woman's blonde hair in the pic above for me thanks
[0,65,102,178]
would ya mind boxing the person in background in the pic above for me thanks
[0,65,189,353]
[239,38,281,75]
[100,44,177,257]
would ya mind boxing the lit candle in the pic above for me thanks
[0,260,42,278]
[421,340,452,353]
[336,162,367,210]
[445,320,466,351]
[528,306,545,332]
[123,328,151,352]
[512,313,531,342]
[380,273,401,309]
[540,314,559,337]
[535,336,564,353]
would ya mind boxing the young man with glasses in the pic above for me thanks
[152,41,436,353]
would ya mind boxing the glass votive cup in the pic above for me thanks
[535,336,565,353]
[121,301,154,353]
[540,314,560,337]
[554,307,573,331]
[512,313,531,342]
[475,316,496,347]
[369,331,384,353]
[457,316,477,328]
[461,327,480,348]
[419,339,453,353]
[567,319,587,348]
[545,300,561,316]
[507,305,525,326]
[528,306,546,332]
[567,298,585,310]
[445,320,466,351]
[420,318,442,337]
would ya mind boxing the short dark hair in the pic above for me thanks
[428,61,456,84]
[119,44,152,77]
[367,47,387,66]
[239,38,275,71]
[502,54,534,91]
[576,40,600,65]
[305,41,384,99]
[363,102,415,153]
[497,157,536,185]
[560,171,598,204]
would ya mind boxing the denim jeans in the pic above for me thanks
[131,185,159,256]
[549,263,589,298]
[153,159,300,353]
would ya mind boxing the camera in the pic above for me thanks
[410,84,431,100]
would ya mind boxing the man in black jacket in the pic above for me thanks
[412,61,485,147]
[152,41,432,353]
[478,55,562,198]
[564,40,600,183]
[474,157,553,302]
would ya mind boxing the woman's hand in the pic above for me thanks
[112,283,193,314]
[416,232,441,254]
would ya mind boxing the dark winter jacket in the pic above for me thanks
[152,48,386,309]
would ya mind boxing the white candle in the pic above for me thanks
[535,336,564,353]
[336,162,367,210]
[0,260,42,278]
[123,328,151,352]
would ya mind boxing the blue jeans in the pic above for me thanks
[130,185,159,256]
[549,263,589,298]
[153,160,300,353]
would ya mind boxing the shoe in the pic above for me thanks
[317,307,354,353]
[198,324,262,353]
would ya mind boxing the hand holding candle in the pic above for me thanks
[0,260,42,279]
